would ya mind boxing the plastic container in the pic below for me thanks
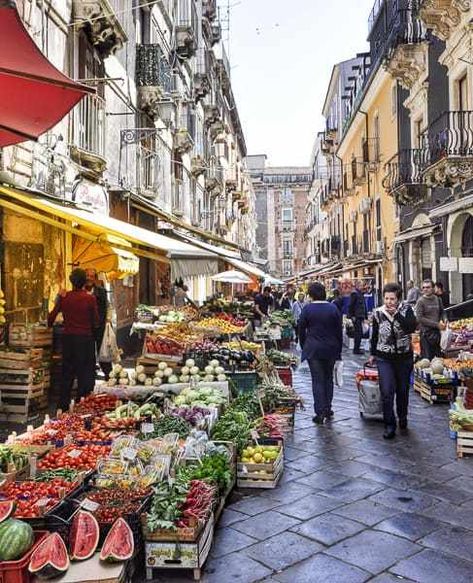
[0,531,48,583]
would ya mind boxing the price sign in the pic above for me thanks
[121,447,137,461]
[251,429,260,441]
[67,449,82,459]
[141,423,154,434]
[240,465,248,475]
[35,498,50,509]
[81,498,100,512]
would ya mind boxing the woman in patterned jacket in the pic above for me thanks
[369,283,417,440]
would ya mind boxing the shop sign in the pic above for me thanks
[459,257,473,274]
[71,179,109,215]
[440,257,458,272]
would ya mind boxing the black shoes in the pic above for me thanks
[383,427,396,440]
[312,415,325,425]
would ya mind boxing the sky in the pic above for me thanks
[225,0,375,167]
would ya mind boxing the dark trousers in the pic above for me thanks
[61,335,96,411]
[377,357,413,429]
[420,332,441,360]
[308,357,336,417]
[353,318,363,352]
[95,326,112,378]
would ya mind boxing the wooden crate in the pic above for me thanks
[457,430,473,458]
[9,324,53,348]
[414,378,454,404]
[237,444,284,489]
[144,513,214,581]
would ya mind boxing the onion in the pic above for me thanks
[163,367,173,377]
[190,366,199,375]
[185,359,195,368]
[135,365,145,374]
[158,362,168,371]
[181,366,190,375]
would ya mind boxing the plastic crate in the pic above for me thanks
[226,371,258,395]
[0,531,48,583]
[276,367,293,387]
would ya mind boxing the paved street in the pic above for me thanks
[153,350,473,582]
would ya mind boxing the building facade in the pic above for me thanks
[247,156,311,278]
[0,0,256,333]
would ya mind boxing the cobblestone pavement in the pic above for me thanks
[152,350,473,583]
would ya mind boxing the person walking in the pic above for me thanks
[48,269,99,411]
[369,283,417,439]
[254,286,273,327]
[291,292,306,342]
[299,282,343,424]
[416,279,446,360]
[349,282,367,355]
[85,268,111,380]
[331,289,344,314]
[406,280,421,307]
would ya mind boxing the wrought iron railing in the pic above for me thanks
[423,110,473,166]
[70,93,106,158]
[383,148,425,192]
[136,44,173,92]
[177,0,197,30]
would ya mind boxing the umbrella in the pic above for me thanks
[211,270,253,284]
[264,275,285,286]
[0,1,94,147]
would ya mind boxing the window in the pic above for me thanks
[283,240,293,255]
[283,260,292,276]
[282,208,293,222]
[414,118,423,149]
[375,199,382,241]
[458,75,468,111]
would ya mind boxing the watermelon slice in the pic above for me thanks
[0,500,15,523]
[28,532,70,579]
[69,510,99,561]
[99,518,134,562]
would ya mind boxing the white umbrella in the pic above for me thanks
[264,275,285,286]
[211,270,253,284]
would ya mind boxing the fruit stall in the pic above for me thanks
[0,324,302,582]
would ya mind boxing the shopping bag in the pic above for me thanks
[334,360,344,388]
[358,380,383,415]
[362,322,370,339]
[440,328,453,352]
[99,323,121,363]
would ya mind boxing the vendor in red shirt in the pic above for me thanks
[48,268,99,411]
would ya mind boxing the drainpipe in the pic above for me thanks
[335,152,344,260]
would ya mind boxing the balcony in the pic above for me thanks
[383,5,427,89]
[418,0,471,41]
[211,22,222,45]
[191,155,205,176]
[69,93,106,175]
[176,0,197,58]
[321,131,336,154]
[136,44,173,117]
[73,0,127,58]
[383,148,427,204]
[194,50,212,100]
[225,178,237,193]
[422,110,473,187]
[351,158,367,186]
[218,45,231,90]
[203,0,217,21]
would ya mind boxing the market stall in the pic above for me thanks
[0,304,302,582]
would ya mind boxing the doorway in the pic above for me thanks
[462,215,473,300]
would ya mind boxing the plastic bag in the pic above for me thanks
[99,323,121,363]
[441,328,453,351]
[334,361,344,389]
[358,380,383,416]
[362,322,370,339]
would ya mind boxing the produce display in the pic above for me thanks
[0,298,306,580]
[266,349,298,367]
[37,445,111,472]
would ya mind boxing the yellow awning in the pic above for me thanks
[73,234,140,280]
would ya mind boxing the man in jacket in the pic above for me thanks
[406,280,421,306]
[85,268,112,379]
[348,283,367,355]
[416,279,446,360]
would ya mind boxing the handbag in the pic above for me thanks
[334,360,344,388]
[99,323,121,363]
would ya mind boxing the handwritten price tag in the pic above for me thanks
[121,447,137,461]
[35,498,50,508]
[81,498,100,512]
[141,423,154,434]
[67,449,82,459]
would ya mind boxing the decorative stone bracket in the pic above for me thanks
[73,0,127,59]
[385,43,427,89]
[424,157,473,187]
[418,0,471,40]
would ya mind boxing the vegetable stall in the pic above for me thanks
[0,306,302,582]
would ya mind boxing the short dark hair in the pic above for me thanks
[70,268,87,290]
[435,281,444,291]
[383,282,402,300]
[308,282,326,301]
[263,286,272,294]
[422,279,434,287]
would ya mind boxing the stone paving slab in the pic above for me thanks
[148,350,473,581]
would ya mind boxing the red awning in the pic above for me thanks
[0,0,94,147]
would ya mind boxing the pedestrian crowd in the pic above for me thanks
[255,278,449,440]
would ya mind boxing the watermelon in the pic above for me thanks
[28,532,69,579]
[99,518,134,562]
[69,510,99,561]
[0,518,34,561]
[0,500,15,523]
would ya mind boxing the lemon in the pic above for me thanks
[246,447,255,457]
[253,453,263,463]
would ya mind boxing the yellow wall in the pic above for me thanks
[337,70,398,284]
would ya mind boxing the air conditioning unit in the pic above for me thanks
[375,240,385,254]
